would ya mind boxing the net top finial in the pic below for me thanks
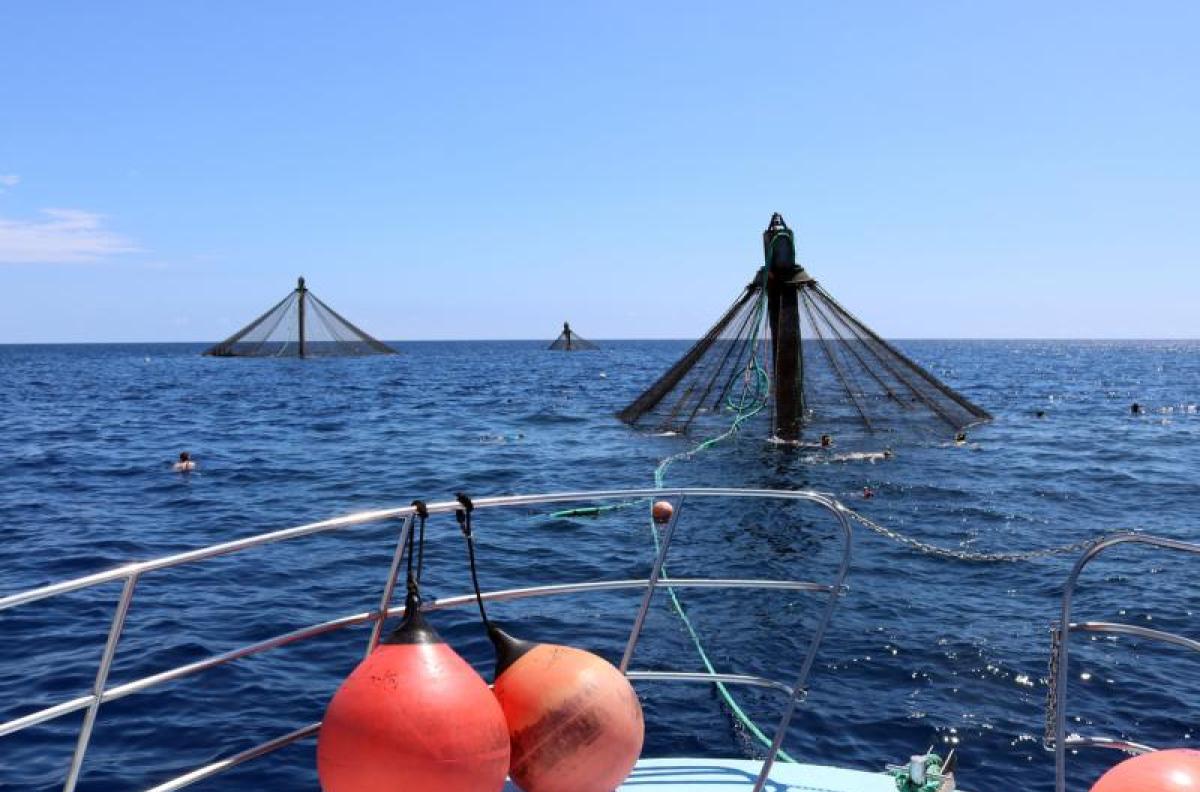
[297,276,306,292]
[763,213,797,276]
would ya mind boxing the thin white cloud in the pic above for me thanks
[0,174,19,189]
[0,208,138,264]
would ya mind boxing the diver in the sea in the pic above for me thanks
[173,451,196,472]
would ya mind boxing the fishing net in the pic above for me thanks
[619,215,991,445]
[548,322,598,351]
[204,278,397,357]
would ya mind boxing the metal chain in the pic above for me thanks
[1044,624,1063,750]
[842,508,1103,563]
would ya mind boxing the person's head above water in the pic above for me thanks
[819,434,832,447]
[955,432,967,443]
[179,451,190,462]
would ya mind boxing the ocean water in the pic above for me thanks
[0,340,1198,791]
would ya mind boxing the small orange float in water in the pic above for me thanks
[1091,749,1200,792]
[652,500,674,524]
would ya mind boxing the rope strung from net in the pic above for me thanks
[642,269,798,761]
[626,255,1104,762]
[550,240,1108,763]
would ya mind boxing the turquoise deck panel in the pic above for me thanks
[504,757,903,791]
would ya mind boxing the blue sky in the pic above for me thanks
[1,2,1196,341]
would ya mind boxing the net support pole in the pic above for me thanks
[297,276,307,359]
[764,213,802,440]
[563,322,573,351]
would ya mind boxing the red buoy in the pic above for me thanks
[489,628,643,792]
[652,500,674,524]
[454,493,643,792]
[317,602,511,792]
[1091,749,1200,792]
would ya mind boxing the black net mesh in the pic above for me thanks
[618,283,768,433]
[619,219,990,446]
[548,322,598,351]
[204,279,396,357]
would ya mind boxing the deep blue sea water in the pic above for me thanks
[1,340,1198,791]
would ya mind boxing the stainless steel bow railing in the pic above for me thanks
[0,487,853,792]
[1046,533,1200,792]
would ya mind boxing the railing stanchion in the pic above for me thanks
[63,574,138,792]
[620,494,684,673]
[366,515,413,655]
[1049,533,1200,792]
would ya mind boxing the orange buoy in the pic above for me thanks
[453,493,643,792]
[490,627,644,792]
[1091,749,1200,791]
[316,599,511,792]
[651,500,674,524]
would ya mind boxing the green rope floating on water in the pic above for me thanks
[643,272,799,762]
[553,264,793,760]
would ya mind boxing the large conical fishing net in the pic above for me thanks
[548,322,598,351]
[619,214,990,445]
[204,278,397,357]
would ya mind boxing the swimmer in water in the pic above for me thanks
[862,486,874,499]
[173,451,196,472]
[820,434,833,448]
[830,450,891,463]
[1131,402,1143,415]
[954,431,967,445]
[1035,410,1046,418]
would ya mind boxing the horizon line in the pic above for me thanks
[2,337,1199,346]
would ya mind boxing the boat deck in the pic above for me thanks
[504,757,900,791]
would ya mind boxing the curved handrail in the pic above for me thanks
[1050,532,1200,792]
[0,488,843,611]
[0,487,853,792]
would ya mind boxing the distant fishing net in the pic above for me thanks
[619,214,991,445]
[204,278,397,358]
[548,322,598,351]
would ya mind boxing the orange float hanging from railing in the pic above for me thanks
[1091,749,1200,792]
[317,503,511,792]
[455,493,644,792]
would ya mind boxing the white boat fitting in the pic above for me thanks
[0,488,959,792]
